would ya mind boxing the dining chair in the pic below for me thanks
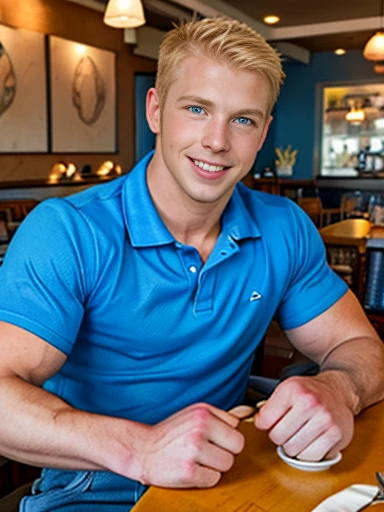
[0,482,33,512]
[0,199,39,222]
[340,191,366,220]
[364,237,384,312]
[297,197,324,227]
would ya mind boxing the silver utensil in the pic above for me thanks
[358,473,384,510]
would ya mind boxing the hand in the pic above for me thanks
[254,373,354,461]
[138,402,245,488]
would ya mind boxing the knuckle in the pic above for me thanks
[180,460,197,484]
[301,392,319,411]
[190,403,211,427]
[189,428,205,451]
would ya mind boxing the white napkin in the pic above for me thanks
[311,484,379,511]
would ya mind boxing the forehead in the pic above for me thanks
[165,55,271,117]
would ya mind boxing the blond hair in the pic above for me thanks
[155,17,285,116]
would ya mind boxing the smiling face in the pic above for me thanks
[146,54,272,212]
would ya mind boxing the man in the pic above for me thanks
[0,16,384,512]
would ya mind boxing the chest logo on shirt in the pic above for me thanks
[249,291,262,302]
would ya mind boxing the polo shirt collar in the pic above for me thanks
[122,151,261,247]
[221,186,262,241]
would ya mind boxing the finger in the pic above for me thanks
[197,441,235,472]
[279,407,341,458]
[267,404,316,447]
[208,404,241,428]
[165,403,240,431]
[208,417,245,455]
[230,400,268,421]
[255,388,293,431]
[291,425,342,462]
[229,405,255,419]
[192,466,222,488]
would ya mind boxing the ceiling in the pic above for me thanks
[72,0,384,59]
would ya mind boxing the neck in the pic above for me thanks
[146,153,230,262]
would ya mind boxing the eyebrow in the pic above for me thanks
[177,95,266,120]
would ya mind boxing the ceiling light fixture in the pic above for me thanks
[263,15,280,25]
[334,48,346,56]
[363,0,384,61]
[104,0,146,29]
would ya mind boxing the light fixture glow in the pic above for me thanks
[263,15,280,25]
[345,108,365,124]
[363,0,384,60]
[374,59,384,73]
[334,48,346,55]
[104,0,146,29]
[364,31,384,60]
[76,44,87,56]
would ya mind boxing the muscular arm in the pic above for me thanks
[255,290,384,460]
[0,321,244,488]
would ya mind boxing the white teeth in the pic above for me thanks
[193,159,225,172]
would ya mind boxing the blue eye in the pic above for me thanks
[235,117,252,125]
[188,106,204,115]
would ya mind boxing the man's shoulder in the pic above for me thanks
[236,183,297,222]
[65,174,128,213]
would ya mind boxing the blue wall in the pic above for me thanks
[255,50,382,179]
[135,74,156,162]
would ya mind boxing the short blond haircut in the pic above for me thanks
[155,17,285,116]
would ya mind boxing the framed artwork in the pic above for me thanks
[49,36,116,153]
[0,24,48,153]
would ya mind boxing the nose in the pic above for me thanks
[201,118,230,153]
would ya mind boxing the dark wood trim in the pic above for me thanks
[0,177,117,190]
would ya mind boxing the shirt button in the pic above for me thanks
[189,265,197,273]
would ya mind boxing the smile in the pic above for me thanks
[192,159,227,173]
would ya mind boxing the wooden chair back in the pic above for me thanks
[0,200,39,222]
[297,197,323,227]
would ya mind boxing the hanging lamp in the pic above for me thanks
[104,0,146,28]
[364,0,384,61]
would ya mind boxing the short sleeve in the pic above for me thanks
[276,201,348,330]
[0,198,97,354]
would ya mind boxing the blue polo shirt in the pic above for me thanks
[0,152,347,424]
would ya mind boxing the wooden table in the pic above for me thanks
[132,400,384,511]
[320,219,372,301]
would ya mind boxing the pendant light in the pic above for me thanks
[363,0,384,61]
[104,0,146,28]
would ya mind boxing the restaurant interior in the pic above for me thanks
[1,0,384,507]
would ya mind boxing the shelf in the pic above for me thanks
[0,176,117,190]
[324,133,383,138]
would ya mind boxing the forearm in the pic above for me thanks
[0,375,148,481]
[319,335,384,414]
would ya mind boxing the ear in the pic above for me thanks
[257,115,273,151]
[146,88,161,134]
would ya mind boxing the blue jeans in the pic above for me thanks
[19,468,148,511]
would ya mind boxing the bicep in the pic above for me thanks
[284,289,380,364]
[0,321,67,386]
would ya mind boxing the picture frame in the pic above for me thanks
[0,24,48,153]
[49,36,116,153]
